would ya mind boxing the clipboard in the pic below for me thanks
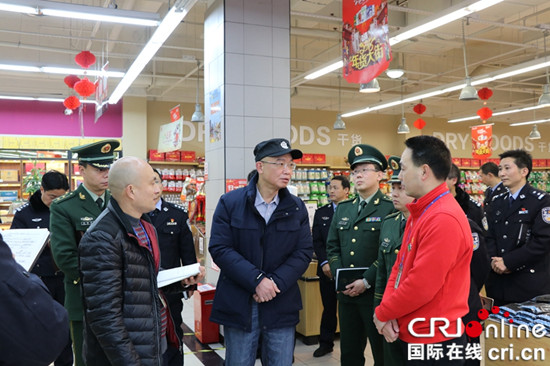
[335,267,369,292]
[1,228,50,272]
[157,263,200,288]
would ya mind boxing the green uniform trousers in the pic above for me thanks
[70,320,85,366]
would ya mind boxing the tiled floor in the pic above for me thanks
[181,298,375,366]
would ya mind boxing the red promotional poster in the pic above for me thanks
[471,124,493,159]
[170,104,181,122]
[342,0,391,83]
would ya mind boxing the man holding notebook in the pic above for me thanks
[326,144,395,366]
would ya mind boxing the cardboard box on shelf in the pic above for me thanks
[1,170,19,182]
[313,154,326,164]
[165,151,181,162]
[149,150,165,161]
[180,151,196,162]
[302,154,314,164]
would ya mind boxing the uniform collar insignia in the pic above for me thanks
[374,198,380,205]
[81,216,94,221]
[341,217,349,221]
[163,207,169,211]
[79,192,86,200]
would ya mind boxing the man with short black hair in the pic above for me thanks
[50,139,119,366]
[479,162,505,226]
[486,149,550,306]
[312,175,350,358]
[374,135,472,365]
[209,138,313,366]
[446,163,484,230]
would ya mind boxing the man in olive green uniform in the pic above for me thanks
[373,156,414,366]
[50,139,119,366]
[326,144,395,366]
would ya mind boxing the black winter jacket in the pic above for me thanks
[79,198,177,366]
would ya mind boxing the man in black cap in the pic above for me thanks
[50,139,120,366]
[326,144,394,366]
[209,138,313,365]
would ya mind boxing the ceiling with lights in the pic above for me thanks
[1,0,550,126]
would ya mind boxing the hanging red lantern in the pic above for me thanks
[413,103,426,115]
[63,95,81,110]
[477,87,493,101]
[477,107,493,121]
[75,51,96,69]
[64,75,80,89]
[74,77,96,97]
[413,118,426,130]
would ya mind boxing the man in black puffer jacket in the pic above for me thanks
[79,157,204,366]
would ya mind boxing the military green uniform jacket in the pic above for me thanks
[50,184,110,320]
[326,190,395,304]
[374,211,406,307]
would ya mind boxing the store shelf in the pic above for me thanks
[148,161,199,166]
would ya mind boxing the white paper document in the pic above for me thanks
[157,263,200,288]
[1,228,50,271]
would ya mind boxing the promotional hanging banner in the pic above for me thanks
[471,124,493,159]
[170,104,181,122]
[342,0,391,83]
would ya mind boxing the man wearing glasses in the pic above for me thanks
[209,138,313,366]
[326,144,395,366]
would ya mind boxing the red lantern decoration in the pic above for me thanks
[64,75,80,89]
[413,118,426,130]
[75,51,96,69]
[477,87,493,101]
[477,107,493,121]
[74,77,96,97]
[63,96,81,110]
[413,103,426,115]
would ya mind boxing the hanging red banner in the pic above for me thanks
[342,0,391,84]
[170,104,181,122]
[471,124,493,159]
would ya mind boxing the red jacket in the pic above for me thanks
[375,183,472,343]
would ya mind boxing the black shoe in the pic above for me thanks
[313,347,333,358]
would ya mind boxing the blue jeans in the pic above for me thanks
[224,302,295,366]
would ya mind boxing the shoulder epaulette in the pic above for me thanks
[14,202,30,212]
[469,196,482,207]
[491,191,508,202]
[381,195,393,202]
[53,190,77,204]
[339,197,356,205]
[384,211,401,221]
[323,203,332,209]
[530,189,547,200]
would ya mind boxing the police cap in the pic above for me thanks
[254,138,303,162]
[348,144,387,170]
[71,139,120,169]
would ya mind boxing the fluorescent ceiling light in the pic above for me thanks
[343,57,550,118]
[448,104,550,123]
[510,118,550,127]
[0,63,124,78]
[304,60,343,80]
[303,0,503,81]
[0,0,160,26]
[389,0,503,46]
[0,95,96,103]
[108,0,197,104]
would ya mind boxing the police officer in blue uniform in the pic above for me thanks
[150,168,198,366]
[326,144,395,366]
[486,149,550,306]
[312,175,350,358]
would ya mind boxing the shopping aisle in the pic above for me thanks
[180,298,373,366]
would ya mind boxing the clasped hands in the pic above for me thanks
[373,313,400,343]
[253,277,280,303]
[491,256,510,275]
[341,278,367,297]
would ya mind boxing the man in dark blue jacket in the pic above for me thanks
[209,138,313,366]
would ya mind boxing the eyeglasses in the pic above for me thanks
[351,167,379,176]
[261,160,297,170]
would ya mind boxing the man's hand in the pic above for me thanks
[322,263,332,279]
[373,312,386,333]
[342,278,367,297]
[181,265,206,286]
[253,277,280,303]
[491,257,510,275]
[381,319,400,343]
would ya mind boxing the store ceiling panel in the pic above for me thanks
[0,0,549,125]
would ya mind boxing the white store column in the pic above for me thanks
[203,0,291,283]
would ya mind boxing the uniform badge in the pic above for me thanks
[101,143,112,153]
[321,216,330,221]
[391,159,399,171]
[354,146,363,156]
[280,141,289,149]
[365,217,381,222]
[472,232,480,251]
[482,216,488,231]
[79,192,86,200]
[519,208,528,214]
[542,207,550,224]
[32,218,42,222]
[80,216,94,226]
[163,207,169,212]
[167,219,177,226]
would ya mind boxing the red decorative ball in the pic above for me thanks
[63,95,81,110]
[74,77,96,97]
[465,321,483,338]
[413,118,426,130]
[64,75,80,88]
[477,309,489,320]
[75,50,96,69]
[491,306,500,314]
[413,103,426,115]
[478,87,493,100]
[477,107,493,121]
